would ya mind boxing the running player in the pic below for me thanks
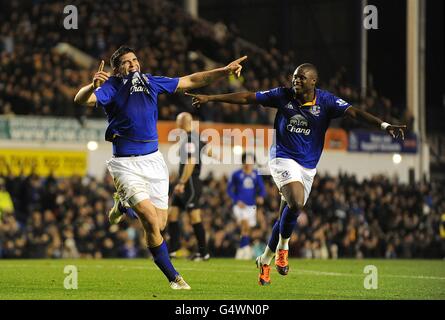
[227,153,265,260]
[74,46,247,289]
[185,63,406,286]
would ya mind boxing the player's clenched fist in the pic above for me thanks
[93,60,110,88]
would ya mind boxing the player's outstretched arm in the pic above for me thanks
[74,60,109,107]
[185,92,257,108]
[344,106,407,139]
[176,56,247,92]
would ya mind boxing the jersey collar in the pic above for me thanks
[297,89,317,107]
[301,94,317,106]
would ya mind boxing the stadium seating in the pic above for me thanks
[0,0,410,129]
[1,171,443,259]
[0,0,433,260]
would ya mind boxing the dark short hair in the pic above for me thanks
[242,152,255,164]
[110,46,135,69]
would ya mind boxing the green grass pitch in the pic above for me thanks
[0,258,444,300]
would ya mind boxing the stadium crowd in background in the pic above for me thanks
[1,170,444,259]
[0,0,434,260]
[0,0,412,130]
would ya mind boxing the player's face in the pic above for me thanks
[243,163,253,173]
[118,52,141,76]
[292,68,316,94]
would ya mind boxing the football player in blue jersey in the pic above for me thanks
[227,153,266,260]
[74,46,247,290]
[186,63,406,286]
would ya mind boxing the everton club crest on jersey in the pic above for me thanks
[309,105,321,116]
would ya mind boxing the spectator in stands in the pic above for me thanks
[0,0,405,129]
[0,170,443,259]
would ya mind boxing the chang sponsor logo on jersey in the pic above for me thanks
[129,73,149,95]
[286,114,311,135]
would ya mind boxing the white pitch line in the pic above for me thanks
[297,269,445,280]
[86,264,445,280]
[1,263,445,281]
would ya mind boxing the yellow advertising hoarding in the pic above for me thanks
[0,149,87,177]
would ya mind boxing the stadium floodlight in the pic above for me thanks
[392,153,402,164]
[87,140,99,151]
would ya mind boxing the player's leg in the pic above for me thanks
[185,178,209,261]
[235,219,248,259]
[189,208,209,261]
[132,199,189,289]
[133,199,164,246]
[275,181,305,275]
[108,192,138,224]
[157,206,168,232]
[256,198,286,285]
[238,205,258,260]
[140,152,191,289]
[239,219,252,259]
[106,160,139,225]
[109,152,190,289]
[167,205,182,256]
[259,198,287,265]
[233,204,245,259]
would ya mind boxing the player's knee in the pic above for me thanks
[190,210,202,224]
[159,216,168,231]
[168,207,179,222]
[190,216,201,224]
[136,206,158,226]
[168,213,178,222]
[287,198,302,213]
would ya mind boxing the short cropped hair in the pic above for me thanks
[110,46,135,69]
[298,63,318,80]
[242,152,255,164]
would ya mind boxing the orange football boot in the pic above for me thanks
[275,249,289,275]
[256,257,271,286]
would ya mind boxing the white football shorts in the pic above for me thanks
[233,204,257,227]
[268,157,317,206]
[106,150,169,210]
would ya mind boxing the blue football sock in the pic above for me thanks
[279,205,299,239]
[118,202,138,219]
[240,235,250,248]
[267,220,280,252]
[125,208,138,219]
[149,240,179,282]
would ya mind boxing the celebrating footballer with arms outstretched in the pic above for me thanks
[187,63,406,286]
[75,46,247,290]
